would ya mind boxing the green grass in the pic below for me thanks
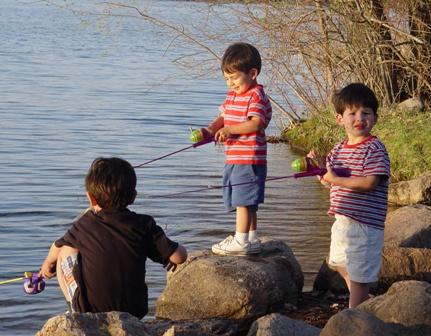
[282,108,431,182]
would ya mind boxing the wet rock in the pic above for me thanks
[246,313,320,336]
[156,238,303,321]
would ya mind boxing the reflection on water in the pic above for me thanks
[0,1,331,334]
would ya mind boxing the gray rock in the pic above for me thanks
[384,205,431,247]
[246,313,320,336]
[145,318,245,336]
[358,280,431,327]
[388,172,431,206]
[35,311,150,336]
[156,238,303,321]
[320,309,396,336]
[397,97,424,112]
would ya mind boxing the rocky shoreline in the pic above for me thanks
[36,172,431,335]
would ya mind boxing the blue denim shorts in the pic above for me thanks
[222,164,267,212]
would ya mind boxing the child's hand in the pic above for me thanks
[323,163,338,184]
[164,261,178,272]
[307,149,325,168]
[215,126,232,142]
[40,260,56,279]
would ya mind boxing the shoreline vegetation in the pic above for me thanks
[278,107,431,183]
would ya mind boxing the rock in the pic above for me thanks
[319,309,396,336]
[313,247,431,294]
[397,97,424,112]
[35,311,150,336]
[379,247,431,290]
[384,205,431,247]
[246,313,320,336]
[312,258,347,294]
[358,280,431,327]
[145,318,246,336]
[156,238,303,321]
[388,172,431,206]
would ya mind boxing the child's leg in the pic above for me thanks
[56,246,79,308]
[349,281,370,308]
[236,206,252,233]
[335,265,370,308]
[249,210,257,239]
[334,265,351,291]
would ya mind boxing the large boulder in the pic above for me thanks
[358,280,431,327]
[388,172,431,206]
[246,313,320,336]
[35,311,150,336]
[156,238,303,321]
[313,247,431,294]
[384,205,431,247]
[379,247,431,290]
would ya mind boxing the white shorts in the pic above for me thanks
[329,214,384,283]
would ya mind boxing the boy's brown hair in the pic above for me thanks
[85,157,136,210]
[221,42,261,75]
[332,83,379,115]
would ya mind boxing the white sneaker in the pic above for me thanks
[211,235,251,256]
[249,238,262,254]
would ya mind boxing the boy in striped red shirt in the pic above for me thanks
[310,83,390,308]
[201,42,272,256]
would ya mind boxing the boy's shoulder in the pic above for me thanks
[79,208,157,230]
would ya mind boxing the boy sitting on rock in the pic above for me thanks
[40,157,187,318]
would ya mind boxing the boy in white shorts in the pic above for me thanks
[309,83,390,308]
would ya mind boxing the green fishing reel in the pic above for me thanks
[189,128,204,143]
[291,157,319,172]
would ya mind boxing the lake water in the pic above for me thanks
[0,1,332,334]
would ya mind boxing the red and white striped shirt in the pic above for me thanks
[327,136,390,230]
[219,84,272,165]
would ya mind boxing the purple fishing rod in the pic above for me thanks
[133,137,215,168]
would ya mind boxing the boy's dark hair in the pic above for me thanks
[85,157,136,210]
[221,42,261,75]
[332,83,379,115]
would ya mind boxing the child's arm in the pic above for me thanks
[165,244,187,272]
[40,242,60,279]
[215,116,261,142]
[323,164,381,191]
[204,114,224,135]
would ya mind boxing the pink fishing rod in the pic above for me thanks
[133,137,215,168]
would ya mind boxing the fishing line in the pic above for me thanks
[133,137,215,168]
[151,169,327,198]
